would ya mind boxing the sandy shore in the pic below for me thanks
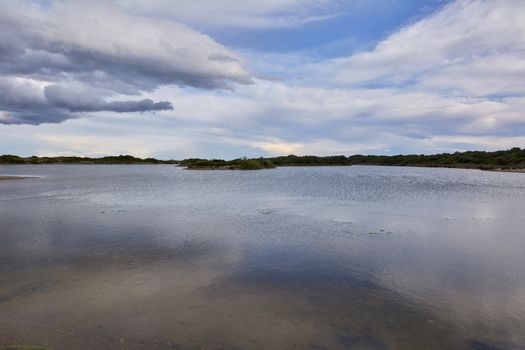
[0,175,30,180]
[487,168,525,173]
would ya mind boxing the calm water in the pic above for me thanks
[1,165,525,350]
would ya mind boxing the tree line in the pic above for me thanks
[2,148,524,170]
[262,148,525,169]
[0,155,177,165]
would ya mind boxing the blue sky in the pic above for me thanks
[0,0,524,159]
[211,0,450,55]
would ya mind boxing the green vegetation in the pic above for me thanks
[346,147,525,170]
[265,155,352,166]
[2,148,525,170]
[260,148,525,170]
[180,158,276,170]
[0,155,178,165]
[181,148,525,170]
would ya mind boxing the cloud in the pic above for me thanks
[43,83,173,113]
[133,77,525,157]
[0,1,251,125]
[0,77,173,125]
[315,0,525,98]
[117,0,343,29]
[1,0,525,156]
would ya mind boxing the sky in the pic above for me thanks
[1,0,524,159]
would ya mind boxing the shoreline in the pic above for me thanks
[2,164,524,173]
[485,168,525,173]
[0,175,35,180]
[184,166,273,170]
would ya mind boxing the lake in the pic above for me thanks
[1,165,525,349]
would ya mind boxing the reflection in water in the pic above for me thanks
[1,165,525,349]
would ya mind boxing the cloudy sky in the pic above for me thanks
[1,0,524,159]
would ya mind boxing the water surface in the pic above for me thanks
[1,165,525,349]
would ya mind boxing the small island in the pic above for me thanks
[180,158,276,170]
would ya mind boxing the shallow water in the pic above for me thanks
[1,165,525,349]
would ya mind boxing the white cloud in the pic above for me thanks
[131,77,525,156]
[315,0,525,98]
[117,0,343,28]
[0,0,252,124]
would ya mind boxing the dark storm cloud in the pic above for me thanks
[0,1,251,125]
[43,83,173,113]
[0,78,172,125]
[83,99,173,113]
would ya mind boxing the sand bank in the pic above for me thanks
[488,168,525,173]
[0,175,31,180]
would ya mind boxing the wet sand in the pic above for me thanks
[490,168,525,173]
[0,176,29,180]
[0,257,475,350]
